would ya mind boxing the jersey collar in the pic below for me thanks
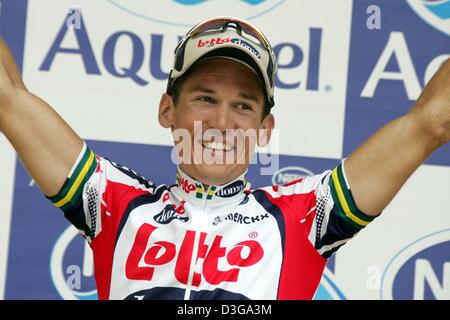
[173,167,251,205]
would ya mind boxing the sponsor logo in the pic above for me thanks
[360,30,450,101]
[231,38,261,58]
[126,225,264,286]
[41,10,325,92]
[313,268,346,300]
[225,212,269,225]
[197,37,231,48]
[213,216,223,226]
[215,181,244,198]
[50,226,98,300]
[239,195,250,205]
[175,0,266,5]
[107,0,286,26]
[381,229,450,300]
[347,0,450,166]
[248,231,258,238]
[407,0,450,36]
[154,204,189,224]
[178,177,196,194]
[272,166,314,185]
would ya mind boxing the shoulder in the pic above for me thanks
[254,170,332,198]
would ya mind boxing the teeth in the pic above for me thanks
[202,141,232,151]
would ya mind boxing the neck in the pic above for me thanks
[175,167,251,203]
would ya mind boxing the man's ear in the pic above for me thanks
[257,114,275,147]
[158,93,176,128]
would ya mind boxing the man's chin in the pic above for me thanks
[181,163,245,186]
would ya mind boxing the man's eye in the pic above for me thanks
[198,96,215,103]
[237,104,252,110]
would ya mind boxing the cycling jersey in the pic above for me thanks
[47,143,377,300]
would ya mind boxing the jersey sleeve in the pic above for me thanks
[46,142,155,243]
[310,160,379,258]
[268,160,380,259]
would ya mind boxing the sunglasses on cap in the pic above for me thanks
[183,16,276,62]
[169,16,277,109]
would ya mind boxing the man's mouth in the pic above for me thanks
[201,140,233,152]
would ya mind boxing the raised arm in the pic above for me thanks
[0,36,83,196]
[345,59,450,215]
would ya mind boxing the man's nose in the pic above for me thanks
[208,103,235,131]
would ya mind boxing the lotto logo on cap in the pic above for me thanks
[197,37,231,48]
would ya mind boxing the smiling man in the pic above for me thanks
[161,56,274,187]
[0,16,449,300]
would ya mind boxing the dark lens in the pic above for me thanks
[192,19,227,36]
[174,39,188,71]
[239,24,267,46]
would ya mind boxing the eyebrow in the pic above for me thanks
[190,86,216,94]
[189,86,261,103]
[238,92,260,103]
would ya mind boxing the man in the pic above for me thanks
[0,16,449,300]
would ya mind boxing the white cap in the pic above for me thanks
[167,19,276,109]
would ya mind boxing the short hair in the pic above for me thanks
[167,68,272,120]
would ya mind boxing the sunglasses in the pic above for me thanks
[174,16,277,76]
[188,16,272,52]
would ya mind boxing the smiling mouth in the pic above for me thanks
[201,141,233,152]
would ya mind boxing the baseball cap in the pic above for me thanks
[166,16,278,109]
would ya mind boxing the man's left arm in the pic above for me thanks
[344,59,450,216]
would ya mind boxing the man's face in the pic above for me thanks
[159,57,275,186]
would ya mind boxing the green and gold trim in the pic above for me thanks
[329,163,375,229]
[175,168,248,201]
[47,146,97,212]
[206,186,217,200]
[195,183,203,199]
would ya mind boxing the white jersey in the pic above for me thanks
[47,143,376,300]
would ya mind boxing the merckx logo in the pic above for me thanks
[225,212,269,225]
[154,204,189,224]
[215,181,244,198]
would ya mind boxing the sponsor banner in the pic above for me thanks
[344,0,450,165]
[22,0,352,159]
[107,0,287,27]
[333,164,450,300]
[381,229,450,300]
[0,0,29,300]
[2,0,450,300]
[0,0,28,70]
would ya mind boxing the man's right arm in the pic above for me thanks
[0,36,83,197]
